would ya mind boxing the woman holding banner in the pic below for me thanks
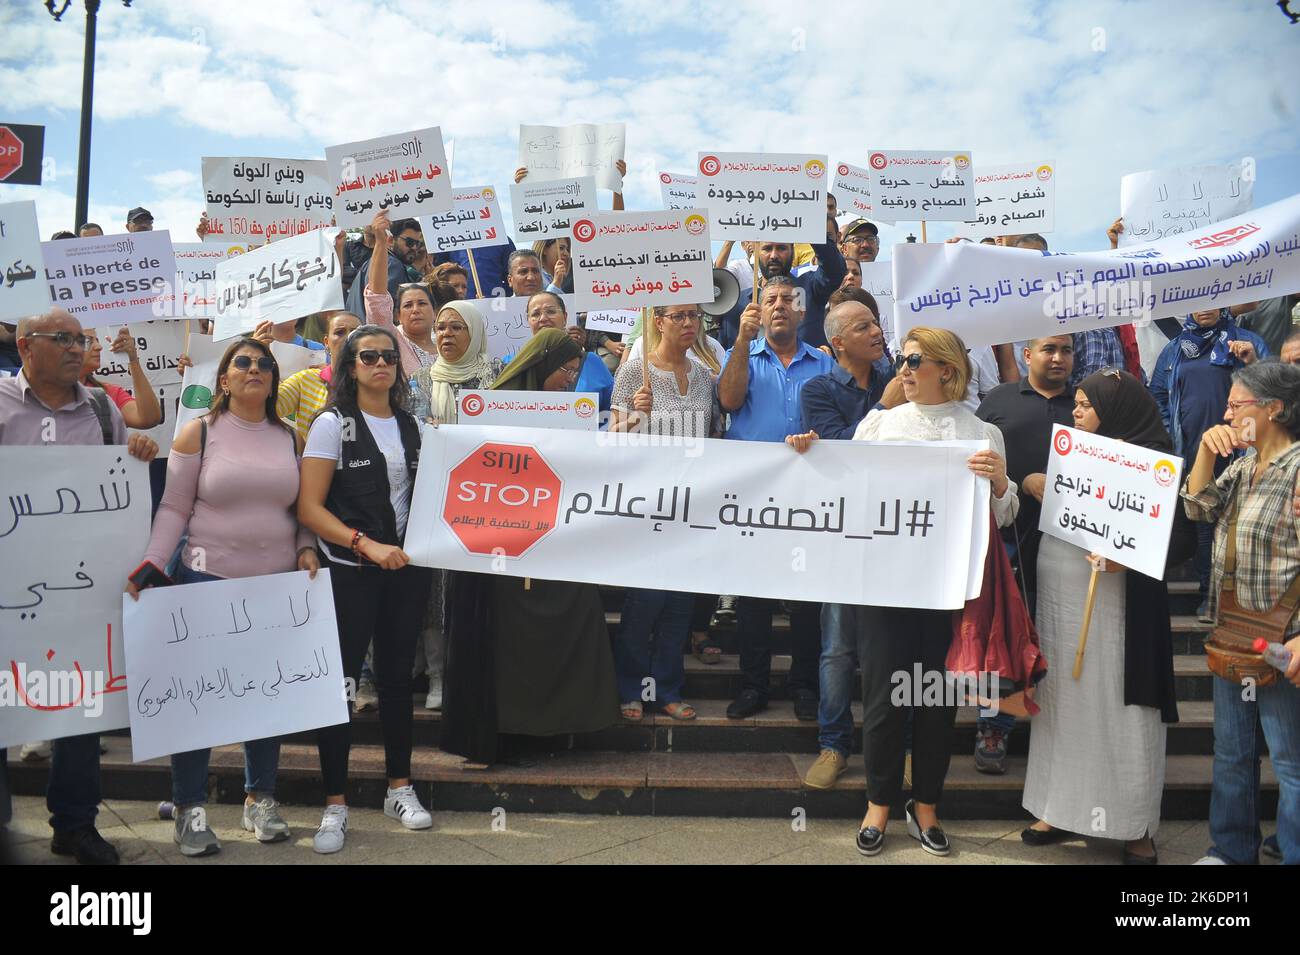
[127,337,317,858]
[441,329,618,764]
[849,327,1018,857]
[298,324,434,854]
[1022,369,1193,865]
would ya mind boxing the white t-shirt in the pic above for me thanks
[304,410,412,561]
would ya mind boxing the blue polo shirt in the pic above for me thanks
[799,359,895,440]
[723,338,835,442]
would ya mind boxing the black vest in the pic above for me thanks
[321,403,422,564]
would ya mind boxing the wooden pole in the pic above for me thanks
[920,220,928,244]
[466,248,483,299]
[751,250,760,304]
[1072,567,1101,679]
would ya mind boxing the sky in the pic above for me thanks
[2,0,1298,258]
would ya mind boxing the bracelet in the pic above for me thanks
[350,530,366,554]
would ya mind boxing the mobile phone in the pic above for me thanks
[128,560,173,590]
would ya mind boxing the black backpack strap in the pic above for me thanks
[87,388,114,445]
[199,418,208,463]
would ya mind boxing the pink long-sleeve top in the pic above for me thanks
[143,413,314,579]
[363,288,436,377]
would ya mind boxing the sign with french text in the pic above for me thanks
[697,151,828,242]
[202,157,334,241]
[40,230,177,327]
[868,149,976,221]
[572,209,712,311]
[327,127,453,228]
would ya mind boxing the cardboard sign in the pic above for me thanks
[659,172,699,211]
[696,151,828,242]
[202,157,334,241]
[209,228,342,341]
[868,149,976,221]
[419,184,506,253]
[40,230,177,327]
[572,209,712,311]
[0,200,50,321]
[833,161,892,223]
[519,123,625,191]
[1119,160,1254,247]
[961,161,1056,239]
[511,176,596,241]
[328,127,453,228]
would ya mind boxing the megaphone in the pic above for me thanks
[699,268,741,318]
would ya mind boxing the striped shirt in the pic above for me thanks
[1181,442,1300,635]
[277,367,330,442]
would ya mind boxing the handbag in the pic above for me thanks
[1206,500,1300,687]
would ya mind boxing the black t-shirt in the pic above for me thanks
[976,379,1074,536]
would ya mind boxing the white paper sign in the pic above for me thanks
[419,185,506,254]
[832,162,892,224]
[41,230,177,328]
[1039,426,1182,579]
[659,172,699,211]
[518,123,626,191]
[858,260,897,348]
[210,228,342,341]
[1119,160,1254,247]
[174,335,324,438]
[584,308,640,335]
[91,320,188,455]
[0,448,150,747]
[406,426,984,610]
[122,570,348,762]
[0,200,50,321]
[202,157,334,242]
[169,242,249,319]
[868,149,976,222]
[697,151,829,242]
[475,293,578,361]
[457,389,599,431]
[572,209,713,312]
[327,127,453,228]
[511,176,596,241]
[961,161,1056,239]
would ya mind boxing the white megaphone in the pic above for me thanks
[699,268,741,317]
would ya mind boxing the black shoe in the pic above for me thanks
[904,800,950,857]
[1123,846,1159,866]
[856,825,885,857]
[791,689,818,722]
[1020,824,1073,847]
[726,689,767,719]
[51,826,120,865]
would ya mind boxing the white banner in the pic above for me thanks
[91,320,187,455]
[858,260,897,348]
[328,127,453,228]
[405,425,986,610]
[169,241,249,319]
[210,228,342,341]
[572,209,712,311]
[0,200,50,321]
[1039,426,1182,580]
[201,157,334,242]
[960,161,1056,239]
[475,293,577,360]
[1120,160,1253,247]
[697,151,829,242]
[659,171,699,211]
[510,176,596,241]
[0,448,150,747]
[41,231,177,328]
[123,569,348,762]
[457,389,599,430]
[174,335,324,438]
[832,161,892,224]
[419,185,506,253]
[868,149,976,222]
[518,123,625,191]
[584,308,640,335]
[892,192,1300,348]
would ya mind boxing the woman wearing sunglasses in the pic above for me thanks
[848,326,1019,858]
[127,337,317,857]
[298,325,433,853]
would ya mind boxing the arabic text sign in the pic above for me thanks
[327,127,453,228]
[833,162,892,223]
[123,570,348,762]
[960,161,1055,239]
[170,241,249,319]
[572,209,712,311]
[519,123,625,192]
[92,320,187,454]
[0,448,149,747]
[697,151,829,242]
[510,176,596,241]
[659,172,699,211]
[457,389,599,431]
[0,199,50,321]
[202,157,334,242]
[584,308,640,335]
[892,191,1300,349]
[406,425,981,609]
[858,260,897,348]
[475,293,577,361]
[419,185,506,253]
[1119,160,1254,247]
[868,149,976,222]
[40,230,177,328]
[1039,426,1182,579]
[209,228,342,341]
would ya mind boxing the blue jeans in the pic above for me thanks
[47,732,101,832]
[1194,521,1214,596]
[169,564,281,806]
[614,588,692,705]
[1208,674,1300,864]
[818,603,857,757]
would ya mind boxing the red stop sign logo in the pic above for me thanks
[443,442,561,558]
[0,127,23,182]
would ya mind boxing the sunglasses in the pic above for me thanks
[895,353,942,371]
[231,355,276,372]
[357,349,400,367]
[398,236,426,249]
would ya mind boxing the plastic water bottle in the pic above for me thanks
[1253,638,1293,671]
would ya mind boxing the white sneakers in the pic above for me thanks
[313,805,349,854]
[384,785,433,830]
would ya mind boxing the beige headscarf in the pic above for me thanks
[422,301,495,422]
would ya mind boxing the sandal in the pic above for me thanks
[660,701,697,721]
[621,701,643,721]
[691,633,723,665]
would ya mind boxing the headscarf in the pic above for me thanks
[491,328,582,393]
[421,302,494,422]
[1079,368,1173,453]
[1177,308,1238,365]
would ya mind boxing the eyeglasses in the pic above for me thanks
[357,349,401,367]
[661,311,701,324]
[435,322,469,335]
[895,353,942,371]
[844,234,876,245]
[1226,398,1270,411]
[556,364,581,381]
[529,307,565,319]
[231,355,275,372]
[25,331,92,350]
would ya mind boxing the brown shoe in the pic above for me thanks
[804,749,848,790]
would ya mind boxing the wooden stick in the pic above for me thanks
[466,248,483,299]
[920,220,928,244]
[524,577,531,591]
[1072,566,1101,679]
[183,319,192,355]
[751,250,760,304]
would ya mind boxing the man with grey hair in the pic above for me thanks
[506,249,552,297]
[1280,328,1300,366]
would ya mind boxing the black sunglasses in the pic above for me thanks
[357,349,400,367]
[231,355,275,372]
[895,353,942,371]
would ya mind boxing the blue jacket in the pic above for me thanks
[435,239,517,299]
[1150,328,1269,456]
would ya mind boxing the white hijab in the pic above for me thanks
[424,302,494,422]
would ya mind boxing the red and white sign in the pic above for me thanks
[572,209,713,312]
[443,441,562,557]
[696,151,828,242]
[457,389,599,431]
[0,126,25,181]
[868,148,976,221]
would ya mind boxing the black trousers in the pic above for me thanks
[737,597,821,697]
[858,606,957,807]
[317,561,432,795]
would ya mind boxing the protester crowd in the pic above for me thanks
[2,186,1299,869]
